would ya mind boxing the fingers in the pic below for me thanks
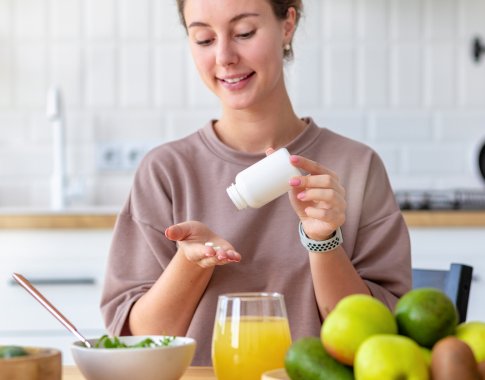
[290,155,337,178]
[303,204,346,226]
[288,155,344,195]
[164,221,198,242]
[164,225,184,242]
[165,223,242,268]
[290,175,344,197]
[294,185,345,207]
[293,188,346,224]
[203,242,240,262]
[188,245,241,268]
[198,246,241,268]
[265,147,276,156]
[287,155,347,239]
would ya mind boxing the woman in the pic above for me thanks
[100,0,411,365]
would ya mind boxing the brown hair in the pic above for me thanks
[175,0,303,60]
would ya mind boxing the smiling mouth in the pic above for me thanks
[219,72,255,84]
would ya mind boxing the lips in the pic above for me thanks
[217,72,255,89]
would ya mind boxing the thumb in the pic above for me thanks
[165,222,191,242]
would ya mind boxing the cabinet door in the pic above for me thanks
[0,229,113,365]
[0,230,111,331]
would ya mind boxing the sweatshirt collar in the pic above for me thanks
[198,117,323,166]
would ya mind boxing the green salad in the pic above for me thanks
[94,335,175,349]
[0,345,28,359]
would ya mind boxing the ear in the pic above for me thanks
[282,7,297,44]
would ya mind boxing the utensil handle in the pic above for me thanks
[8,277,95,286]
[12,272,92,348]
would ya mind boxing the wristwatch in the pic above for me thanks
[298,222,343,253]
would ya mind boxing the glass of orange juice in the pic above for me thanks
[212,292,292,380]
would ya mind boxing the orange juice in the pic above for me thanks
[212,316,292,380]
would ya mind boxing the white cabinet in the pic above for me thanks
[409,227,485,322]
[0,230,112,364]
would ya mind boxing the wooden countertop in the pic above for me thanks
[0,213,118,229]
[402,210,485,227]
[63,366,215,380]
[1,211,485,229]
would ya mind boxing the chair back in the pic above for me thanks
[412,263,473,323]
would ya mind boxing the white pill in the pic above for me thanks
[205,241,221,250]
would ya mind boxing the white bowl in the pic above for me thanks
[71,336,196,380]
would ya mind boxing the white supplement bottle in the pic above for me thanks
[226,148,301,210]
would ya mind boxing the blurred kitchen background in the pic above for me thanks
[0,0,484,209]
[1,0,485,364]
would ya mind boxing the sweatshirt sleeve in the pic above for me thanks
[99,209,174,335]
[99,152,177,336]
[349,151,412,310]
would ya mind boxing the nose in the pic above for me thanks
[215,38,238,67]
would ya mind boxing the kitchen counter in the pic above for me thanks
[1,211,485,229]
[402,210,485,227]
[0,213,117,229]
[63,366,215,380]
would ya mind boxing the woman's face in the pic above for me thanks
[183,0,296,111]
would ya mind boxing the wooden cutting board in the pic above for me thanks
[261,368,290,380]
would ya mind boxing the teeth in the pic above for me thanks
[224,75,247,84]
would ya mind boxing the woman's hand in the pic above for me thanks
[288,155,346,241]
[165,221,241,268]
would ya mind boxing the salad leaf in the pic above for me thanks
[94,335,175,349]
[0,345,29,359]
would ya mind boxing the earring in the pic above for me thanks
[284,43,291,52]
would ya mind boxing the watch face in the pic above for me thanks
[479,141,485,182]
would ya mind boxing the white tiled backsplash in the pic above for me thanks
[0,0,485,208]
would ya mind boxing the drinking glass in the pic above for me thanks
[212,292,292,380]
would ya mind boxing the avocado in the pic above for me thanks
[285,337,354,380]
[0,345,28,359]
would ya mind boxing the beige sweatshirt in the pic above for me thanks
[100,118,411,365]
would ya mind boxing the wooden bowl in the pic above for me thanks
[0,347,61,380]
[261,368,290,380]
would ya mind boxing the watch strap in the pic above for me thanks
[298,222,343,253]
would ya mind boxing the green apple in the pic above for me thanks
[456,321,485,362]
[321,294,397,366]
[355,334,429,380]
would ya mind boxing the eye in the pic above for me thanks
[195,38,213,46]
[236,30,256,39]
[191,30,214,47]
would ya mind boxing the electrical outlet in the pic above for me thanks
[96,142,123,171]
[122,143,151,170]
[96,141,154,172]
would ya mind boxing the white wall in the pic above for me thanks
[0,0,484,208]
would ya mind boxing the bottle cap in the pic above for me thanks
[226,183,248,210]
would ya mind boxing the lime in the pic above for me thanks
[395,288,458,348]
[285,337,354,380]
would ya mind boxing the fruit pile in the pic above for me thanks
[285,289,485,380]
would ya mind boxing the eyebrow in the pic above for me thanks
[188,12,260,28]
